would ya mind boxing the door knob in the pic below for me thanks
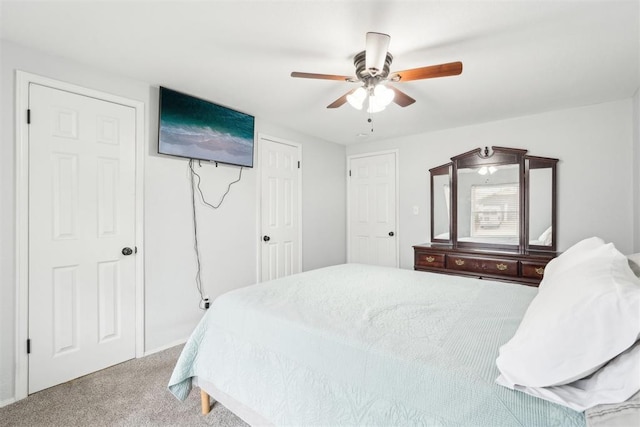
[122,247,133,256]
[389,231,395,237]
[263,235,271,242]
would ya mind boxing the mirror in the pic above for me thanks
[430,164,451,242]
[457,164,520,246]
[527,157,556,248]
[430,147,557,253]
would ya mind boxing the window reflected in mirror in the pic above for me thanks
[457,164,520,246]
[470,183,519,238]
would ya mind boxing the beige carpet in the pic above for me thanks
[0,345,248,426]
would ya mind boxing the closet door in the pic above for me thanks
[348,151,398,267]
[28,83,137,393]
[260,136,302,281]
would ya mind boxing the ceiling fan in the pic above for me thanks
[291,32,463,113]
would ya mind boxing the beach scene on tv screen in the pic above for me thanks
[159,88,254,167]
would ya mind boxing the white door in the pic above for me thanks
[260,137,301,281]
[348,152,398,267]
[28,83,137,393]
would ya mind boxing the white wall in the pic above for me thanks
[347,99,636,269]
[0,40,346,403]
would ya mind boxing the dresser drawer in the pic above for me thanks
[446,255,518,276]
[521,261,548,280]
[415,252,445,268]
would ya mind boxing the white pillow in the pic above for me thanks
[496,238,640,388]
[538,226,553,246]
[628,253,640,278]
[496,340,640,411]
[538,236,605,288]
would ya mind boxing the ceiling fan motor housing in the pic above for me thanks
[354,50,393,82]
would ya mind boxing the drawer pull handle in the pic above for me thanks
[496,263,508,271]
[425,256,435,263]
[454,259,465,266]
[535,267,545,275]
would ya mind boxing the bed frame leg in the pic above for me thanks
[200,389,211,415]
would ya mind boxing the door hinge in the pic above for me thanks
[27,339,31,354]
[27,109,31,124]
[349,170,352,177]
[298,161,300,169]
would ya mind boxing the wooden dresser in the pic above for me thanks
[413,243,556,286]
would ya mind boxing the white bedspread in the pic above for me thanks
[169,263,584,426]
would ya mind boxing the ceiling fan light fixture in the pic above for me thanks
[367,100,385,114]
[291,32,462,112]
[477,166,498,176]
[374,84,394,106]
[347,87,367,110]
[365,32,390,76]
[367,84,395,113]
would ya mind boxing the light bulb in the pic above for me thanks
[367,99,385,113]
[374,84,394,106]
[347,87,366,110]
[367,85,395,113]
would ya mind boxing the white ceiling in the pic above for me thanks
[2,0,639,145]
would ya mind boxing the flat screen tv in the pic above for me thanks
[158,86,255,168]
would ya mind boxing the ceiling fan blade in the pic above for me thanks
[291,72,353,81]
[388,86,416,107]
[326,89,357,109]
[365,32,391,76]
[392,61,463,82]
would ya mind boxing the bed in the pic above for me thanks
[168,239,640,426]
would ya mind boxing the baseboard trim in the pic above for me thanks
[1,397,16,408]
[143,338,188,357]
[0,338,189,409]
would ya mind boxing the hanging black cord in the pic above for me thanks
[189,160,243,209]
[188,159,244,309]
[189,159,206,308]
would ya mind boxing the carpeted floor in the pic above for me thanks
[0,345,249,426]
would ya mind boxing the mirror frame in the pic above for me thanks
[526,155,558,252]
[430,146,558,253]
[429,163,452,244]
